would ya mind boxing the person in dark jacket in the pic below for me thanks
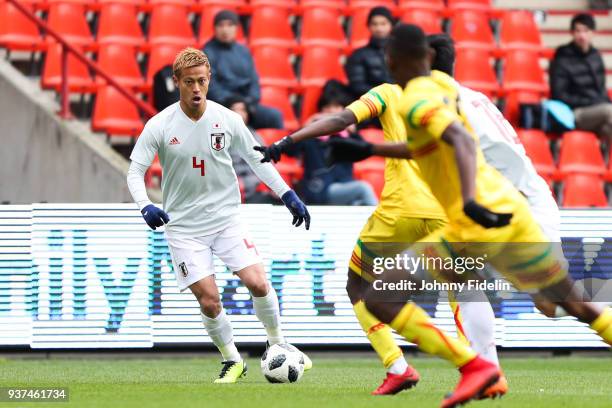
[288,91,378,206]
[550,13,612,138]
[203,10,283,129]
[345,6,394,98]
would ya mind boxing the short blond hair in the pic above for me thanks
[173,47,210,77]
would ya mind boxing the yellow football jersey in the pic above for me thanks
[396,70,526,228]
[346,83,445,222]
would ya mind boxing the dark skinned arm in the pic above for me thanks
[440,121,477,203]
[254,109,358,162]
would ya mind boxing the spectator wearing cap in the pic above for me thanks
[550,13,612,138]
[204,10,284,129]
[345,6,395,98]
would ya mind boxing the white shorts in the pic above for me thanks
[165,220,261,291]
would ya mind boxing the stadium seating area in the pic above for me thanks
[0,0,610,206]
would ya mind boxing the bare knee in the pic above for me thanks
[198,294,222,318]
[237,264,269,297]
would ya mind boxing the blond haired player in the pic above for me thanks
[127,48,312,383]
[327,24,612,408]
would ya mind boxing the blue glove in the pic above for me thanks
[281,190,310,230]
[141,204,170,230]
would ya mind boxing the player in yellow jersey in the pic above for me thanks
[254,63,495,398]
[327,24,612,408]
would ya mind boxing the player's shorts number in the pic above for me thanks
[192,157,205,176]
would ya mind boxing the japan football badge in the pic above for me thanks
[211,123,225,151]
[178,262,188,277]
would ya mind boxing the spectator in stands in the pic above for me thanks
[550,13,612,138]
[224,95,276,204]
[152,64,179,112]
[345,6,394,98]
[288,87,378,206]
[204,10,283,129]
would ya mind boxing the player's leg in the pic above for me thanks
[349,215,429,394]
[362,227,501,407]
[213,221,312,368]
[494,205,612,346]
[347,268,419,395]
[166,234,246,383]
[451,290,508,399]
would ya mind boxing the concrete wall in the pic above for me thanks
[0,59,137,203]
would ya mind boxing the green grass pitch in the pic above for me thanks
[0,355,610,408]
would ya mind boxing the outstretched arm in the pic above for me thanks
[254,110,358,163]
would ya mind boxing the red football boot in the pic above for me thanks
[371,366,420,395]
[480,373,508,399]
[440,356,500,408]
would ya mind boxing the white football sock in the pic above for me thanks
[201,309,241,362]
[456,290,500,366]
[252,286,285,345]
[387,357,409,375]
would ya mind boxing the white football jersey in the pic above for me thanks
[130,101,290,237]
[458,86,559,233]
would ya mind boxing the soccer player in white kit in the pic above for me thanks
[127,48,312,383]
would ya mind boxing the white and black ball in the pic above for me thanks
[260,343,304,383]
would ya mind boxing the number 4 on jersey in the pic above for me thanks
[192,157,205,176]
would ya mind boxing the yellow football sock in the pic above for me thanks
[448,293,469,345]
[389,302,476,368]
[590,307,612,346]
[354,301,403,368]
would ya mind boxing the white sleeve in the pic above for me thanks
[127,161,153,211]
[230,116,291,198]
[130,119,161,167]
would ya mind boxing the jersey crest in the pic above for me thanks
[211,132,225,151]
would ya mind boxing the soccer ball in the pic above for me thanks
[260,343,304,383]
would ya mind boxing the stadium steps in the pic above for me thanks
[0,54,161,203]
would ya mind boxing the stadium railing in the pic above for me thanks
[6,0,156,120]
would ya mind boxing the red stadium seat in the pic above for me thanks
[399,8,443,34]
[95,44,145,89]
[96,0,145,5]
[97,3,145,47]
[148,0,194,5]
[349,1,397,49]
[92,85,144,135]
[258,128,286,146]
[301,86,323,124]
[447,0,492,12]
[503,50,547,94]
[47,3,93,46]
[198,5,244,47]
[499,10,543,52]
[253,46,298,89]
[201,0,246,5]
[517,129,558,183]
[398,0,445,12]
[42,43,94,93]
[503,91,542,127]
[0,2,42,51]
[455,49,499,97]
[301,5,347,48]
[273,156,303,188]
[359,128,385,144]
[260,86,299,130]
[146,44,185,87]
[148,4,195,46]
[558,131,606,177]
[300,46,346,87]
[249,5,296,49]
[451,11,496,52]
[562,174,608,207]
[354,158,385,197]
